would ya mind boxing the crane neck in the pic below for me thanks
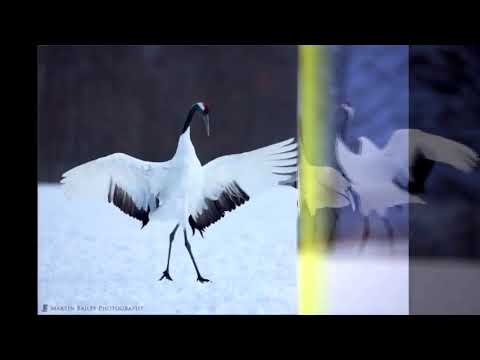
[340,108,349,142]
[339,106,361,153]
[181,106,200,135]
[175,127,197,161]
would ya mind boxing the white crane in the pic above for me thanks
[61,102,298,283]
[335,103,479,247]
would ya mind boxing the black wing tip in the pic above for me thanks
[407,180,426,195]
[280,179,297,188]
[275,170,298,187]
[409,153,435,194]
[189,182,250,236]
[108,180,151,228]
[141,218,149,229]
[189,215,206,238]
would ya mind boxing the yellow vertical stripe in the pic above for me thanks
[298,45,329,315]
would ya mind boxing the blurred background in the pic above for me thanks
[409,45,480,314]
[409,45,480,259]
[317,45,479,314]
[325,45,480,260]
[37,45,297,182]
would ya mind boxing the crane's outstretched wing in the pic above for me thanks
[188,138,298,236]
[335,137,363,182]
[60,153,170,228]
[300,135,354,213]
[384,129,479,182]
[301,164,355,216]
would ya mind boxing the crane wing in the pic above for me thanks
[313,166,355,210]
[335,137,363,181]
[60,153,171,228]
[384,129,479,176]
[188,138,298,236]
[300,158,355,216]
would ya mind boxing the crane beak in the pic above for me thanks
[203,114,210,136]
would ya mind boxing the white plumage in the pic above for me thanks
[336,129,479,216]
[61,102,298,282]
[62,153,169,225]
[300,160,355,217]
[334,103,479,245]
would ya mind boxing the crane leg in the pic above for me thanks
[359,216,370,251]
[184,229,210,283]
[383,218,395,252]
[159,223,179,281]
[328,209,338,246]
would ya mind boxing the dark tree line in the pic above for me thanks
[410,45,480,258]
[38,45,298,182]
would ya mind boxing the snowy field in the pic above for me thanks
[326,252,408,315]
[38,184,298,315]
[38,184,409,315]
[327,238,409,315]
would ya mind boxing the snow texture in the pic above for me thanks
[38,184,298,315]
[326,250,408,315]
[38,184,408,315]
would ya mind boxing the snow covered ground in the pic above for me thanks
[38,184,298,315]
[326,253,408,315]
[327,238,408,314]
[38,184,409,315]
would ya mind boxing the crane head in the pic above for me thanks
[340,102,355,120]
[196,102,210,136]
